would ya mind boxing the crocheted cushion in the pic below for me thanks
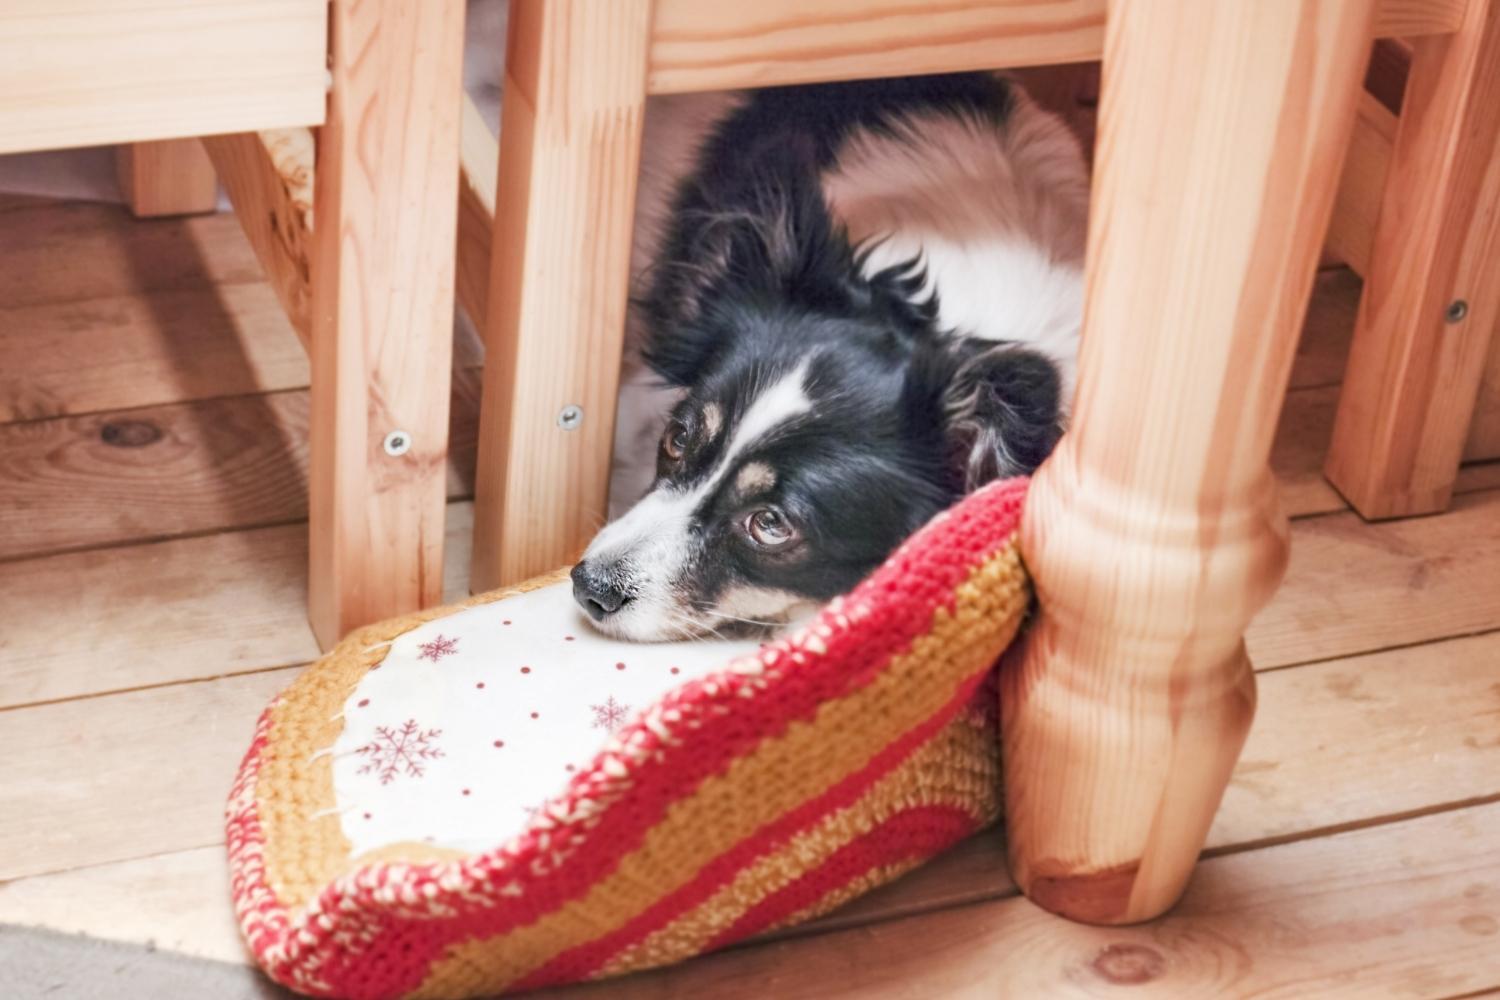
[227,477,1030,1000]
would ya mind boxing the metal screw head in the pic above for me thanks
[557,405,585,431]
[1446,299,1469,323]
[382,430,412,457]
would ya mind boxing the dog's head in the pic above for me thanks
[573,185,1063,640]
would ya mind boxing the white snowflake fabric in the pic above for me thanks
[356,721,445,784]
[590,696,630,733]
[416,635,460,662]
[329,582,762,857]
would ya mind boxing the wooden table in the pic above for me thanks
[0,0,471,650]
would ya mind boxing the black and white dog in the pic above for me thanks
[572,73,1089,641]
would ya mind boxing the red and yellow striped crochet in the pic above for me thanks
[226,476,1030,999]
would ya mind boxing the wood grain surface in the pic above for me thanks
[203,129,316,341]
[115,140,218,218]
[0,0,325,154]
[0,377,480,564]
[470,0,653,590]
[1326,0,1500,518]
[306,0,467,646]
[645,0,1463,94]
[1001,0,1377,923]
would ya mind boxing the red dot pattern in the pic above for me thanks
[348,613,720,814]
[344,602,750,863]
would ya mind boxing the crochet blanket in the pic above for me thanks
[226,477,1030,999]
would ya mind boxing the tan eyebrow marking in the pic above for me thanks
[736,462,776,495]
[702,403,723,440]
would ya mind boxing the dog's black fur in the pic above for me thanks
[573,74,1068,636]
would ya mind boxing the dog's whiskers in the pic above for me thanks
[665,609,732,642]
[691,605,784,630]
[663,618,698,643]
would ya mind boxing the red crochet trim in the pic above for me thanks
[512,681,992,991]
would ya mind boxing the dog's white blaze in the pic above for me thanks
[583,363,813,639]
[820,91,1088,406]
[716,360,813,477]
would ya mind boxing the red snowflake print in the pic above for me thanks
[417,634,459,662]
[590,696,630,733]
[356,720,444,785]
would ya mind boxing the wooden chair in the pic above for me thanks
[1322,31,1500,520]
[1,0,472,650]
[465,0,1500,925]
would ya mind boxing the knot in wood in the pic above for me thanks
[1091,943,1165,985]
[99,419,163,448]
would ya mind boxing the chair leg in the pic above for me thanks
[115,139,217,217]
[1468,340,1500,461]
[307,0,467,648]
[469,0,653,593]
[1000,0,1376,924]
[1325,0,1500,519]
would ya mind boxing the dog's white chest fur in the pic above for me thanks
[819,95,1089,399]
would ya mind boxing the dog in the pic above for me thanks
[573,73,1089,641]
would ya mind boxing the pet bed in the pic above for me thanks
[226,477,1030,999]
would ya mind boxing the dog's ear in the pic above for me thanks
[906,337,1064,490]
[638,179,827,385]
[640,192,938,384]
[655,183,854,302]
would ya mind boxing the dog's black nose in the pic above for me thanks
[571,561,631,621]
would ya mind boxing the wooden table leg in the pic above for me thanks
[307,0,467,648]
[468,0,653,593]
[1325,0,1500,520]
[115,139,217,217]
[1000,0,1377,924]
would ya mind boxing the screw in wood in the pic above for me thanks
[1446,299,1469,323]
[382,431,412,457]
[557,405,585,431]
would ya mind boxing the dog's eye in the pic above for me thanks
[661,422,689,462]
[745,508,796,548]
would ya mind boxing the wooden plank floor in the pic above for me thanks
[1,196,1498,999]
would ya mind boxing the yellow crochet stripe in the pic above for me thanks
[771,859,921,934]
[257,571,569,911]
[413,539,1026,999]
[595,706,1000,979]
